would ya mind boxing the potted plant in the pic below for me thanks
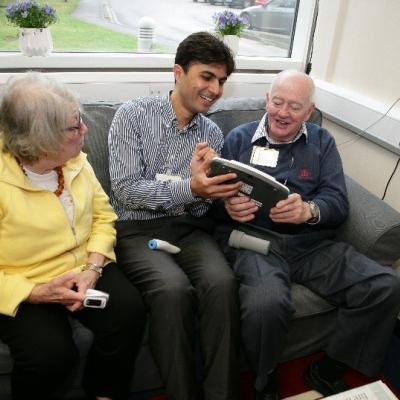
[213,10,249,55]
[5,1,57,56]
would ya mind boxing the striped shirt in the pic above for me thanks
[108,93,224,221]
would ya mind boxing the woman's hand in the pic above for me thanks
[66,270,100,312]
[27,272,84,309]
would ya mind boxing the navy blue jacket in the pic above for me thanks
[221,119,349,234]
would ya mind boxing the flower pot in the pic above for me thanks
[18,28,53,57]
[222,34,239,56]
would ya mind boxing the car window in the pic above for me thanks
[269,0,294,8]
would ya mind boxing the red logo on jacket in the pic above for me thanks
[298,168,312,179]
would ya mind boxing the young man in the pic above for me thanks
[108,32,241,400]
[215,70,400,400]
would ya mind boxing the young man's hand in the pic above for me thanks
[190,142,241,198]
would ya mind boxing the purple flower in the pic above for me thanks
[213,10,248,37]
[5,0,57,28]
[43,5,55,16]
[5,4,15,15]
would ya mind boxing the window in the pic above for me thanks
[0,0,316,71]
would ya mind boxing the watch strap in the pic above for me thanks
[306,201,320,224]
[82,263,103,276]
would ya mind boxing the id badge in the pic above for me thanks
[155,173,182,182]
[250,146,279,168]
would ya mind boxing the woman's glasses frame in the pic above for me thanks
[65,111,83,133]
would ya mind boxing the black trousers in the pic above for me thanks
[116,215,240,400]
[0,264,146,400]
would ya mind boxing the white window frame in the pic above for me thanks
[0,0,316,72]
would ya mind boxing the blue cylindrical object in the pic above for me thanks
[147,238,181,254]
[148,239,158,250]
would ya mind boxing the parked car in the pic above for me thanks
[240,0,296,34]
[225,0,268,8]
[225,0,255,8]
[192,0,266,8]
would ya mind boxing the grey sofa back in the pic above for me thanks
[82,97,400,267]
[82,97,322,195]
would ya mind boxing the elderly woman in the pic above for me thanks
[0,74,146,400]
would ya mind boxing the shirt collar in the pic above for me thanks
[251,113,308,145]
[161,91,200,132]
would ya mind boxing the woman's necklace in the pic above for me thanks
[17,159,65,197]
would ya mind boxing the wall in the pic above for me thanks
[311,0,400,212]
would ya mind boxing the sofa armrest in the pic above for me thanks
[335,176,400,266]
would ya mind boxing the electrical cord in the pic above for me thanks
[334,96,400,200]
[338,97,400,147]
[382,156,400,200]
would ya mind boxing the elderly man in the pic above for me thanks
[214,70,400,400]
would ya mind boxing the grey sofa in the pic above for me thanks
[1,97,399,400]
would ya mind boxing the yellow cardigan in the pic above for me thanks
[0,148,117,317]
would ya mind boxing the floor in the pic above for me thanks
[131,346,400,400]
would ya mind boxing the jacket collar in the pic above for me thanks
[0,139,87,192]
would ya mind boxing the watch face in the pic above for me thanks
[308,201,319,222]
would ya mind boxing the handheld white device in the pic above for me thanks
[228,229,270,255]
[148,239,181,254]
[209,157,290,214]
[83,288,109,309]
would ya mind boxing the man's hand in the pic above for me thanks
[190,142,241,198]
[224,196,259,223]
[269,193,312,224]
[27,272,84,311]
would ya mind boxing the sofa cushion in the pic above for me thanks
[82,103,121,194]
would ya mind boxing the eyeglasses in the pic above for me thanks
[65,111,83,133]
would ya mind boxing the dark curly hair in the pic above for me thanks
[175,31,235,76]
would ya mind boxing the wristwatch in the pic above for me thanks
[82,263,103,276]
[306,201,320,224]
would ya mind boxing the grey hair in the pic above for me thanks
[270,70,315,104]
[0,73,80,162]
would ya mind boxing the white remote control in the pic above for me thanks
[83,288,109,309]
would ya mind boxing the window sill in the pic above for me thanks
[0,52,304,72]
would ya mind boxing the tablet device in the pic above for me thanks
[209,157,290,214]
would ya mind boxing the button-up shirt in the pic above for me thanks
[108,93,224,221]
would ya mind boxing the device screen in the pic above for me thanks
[86,299,102,307]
